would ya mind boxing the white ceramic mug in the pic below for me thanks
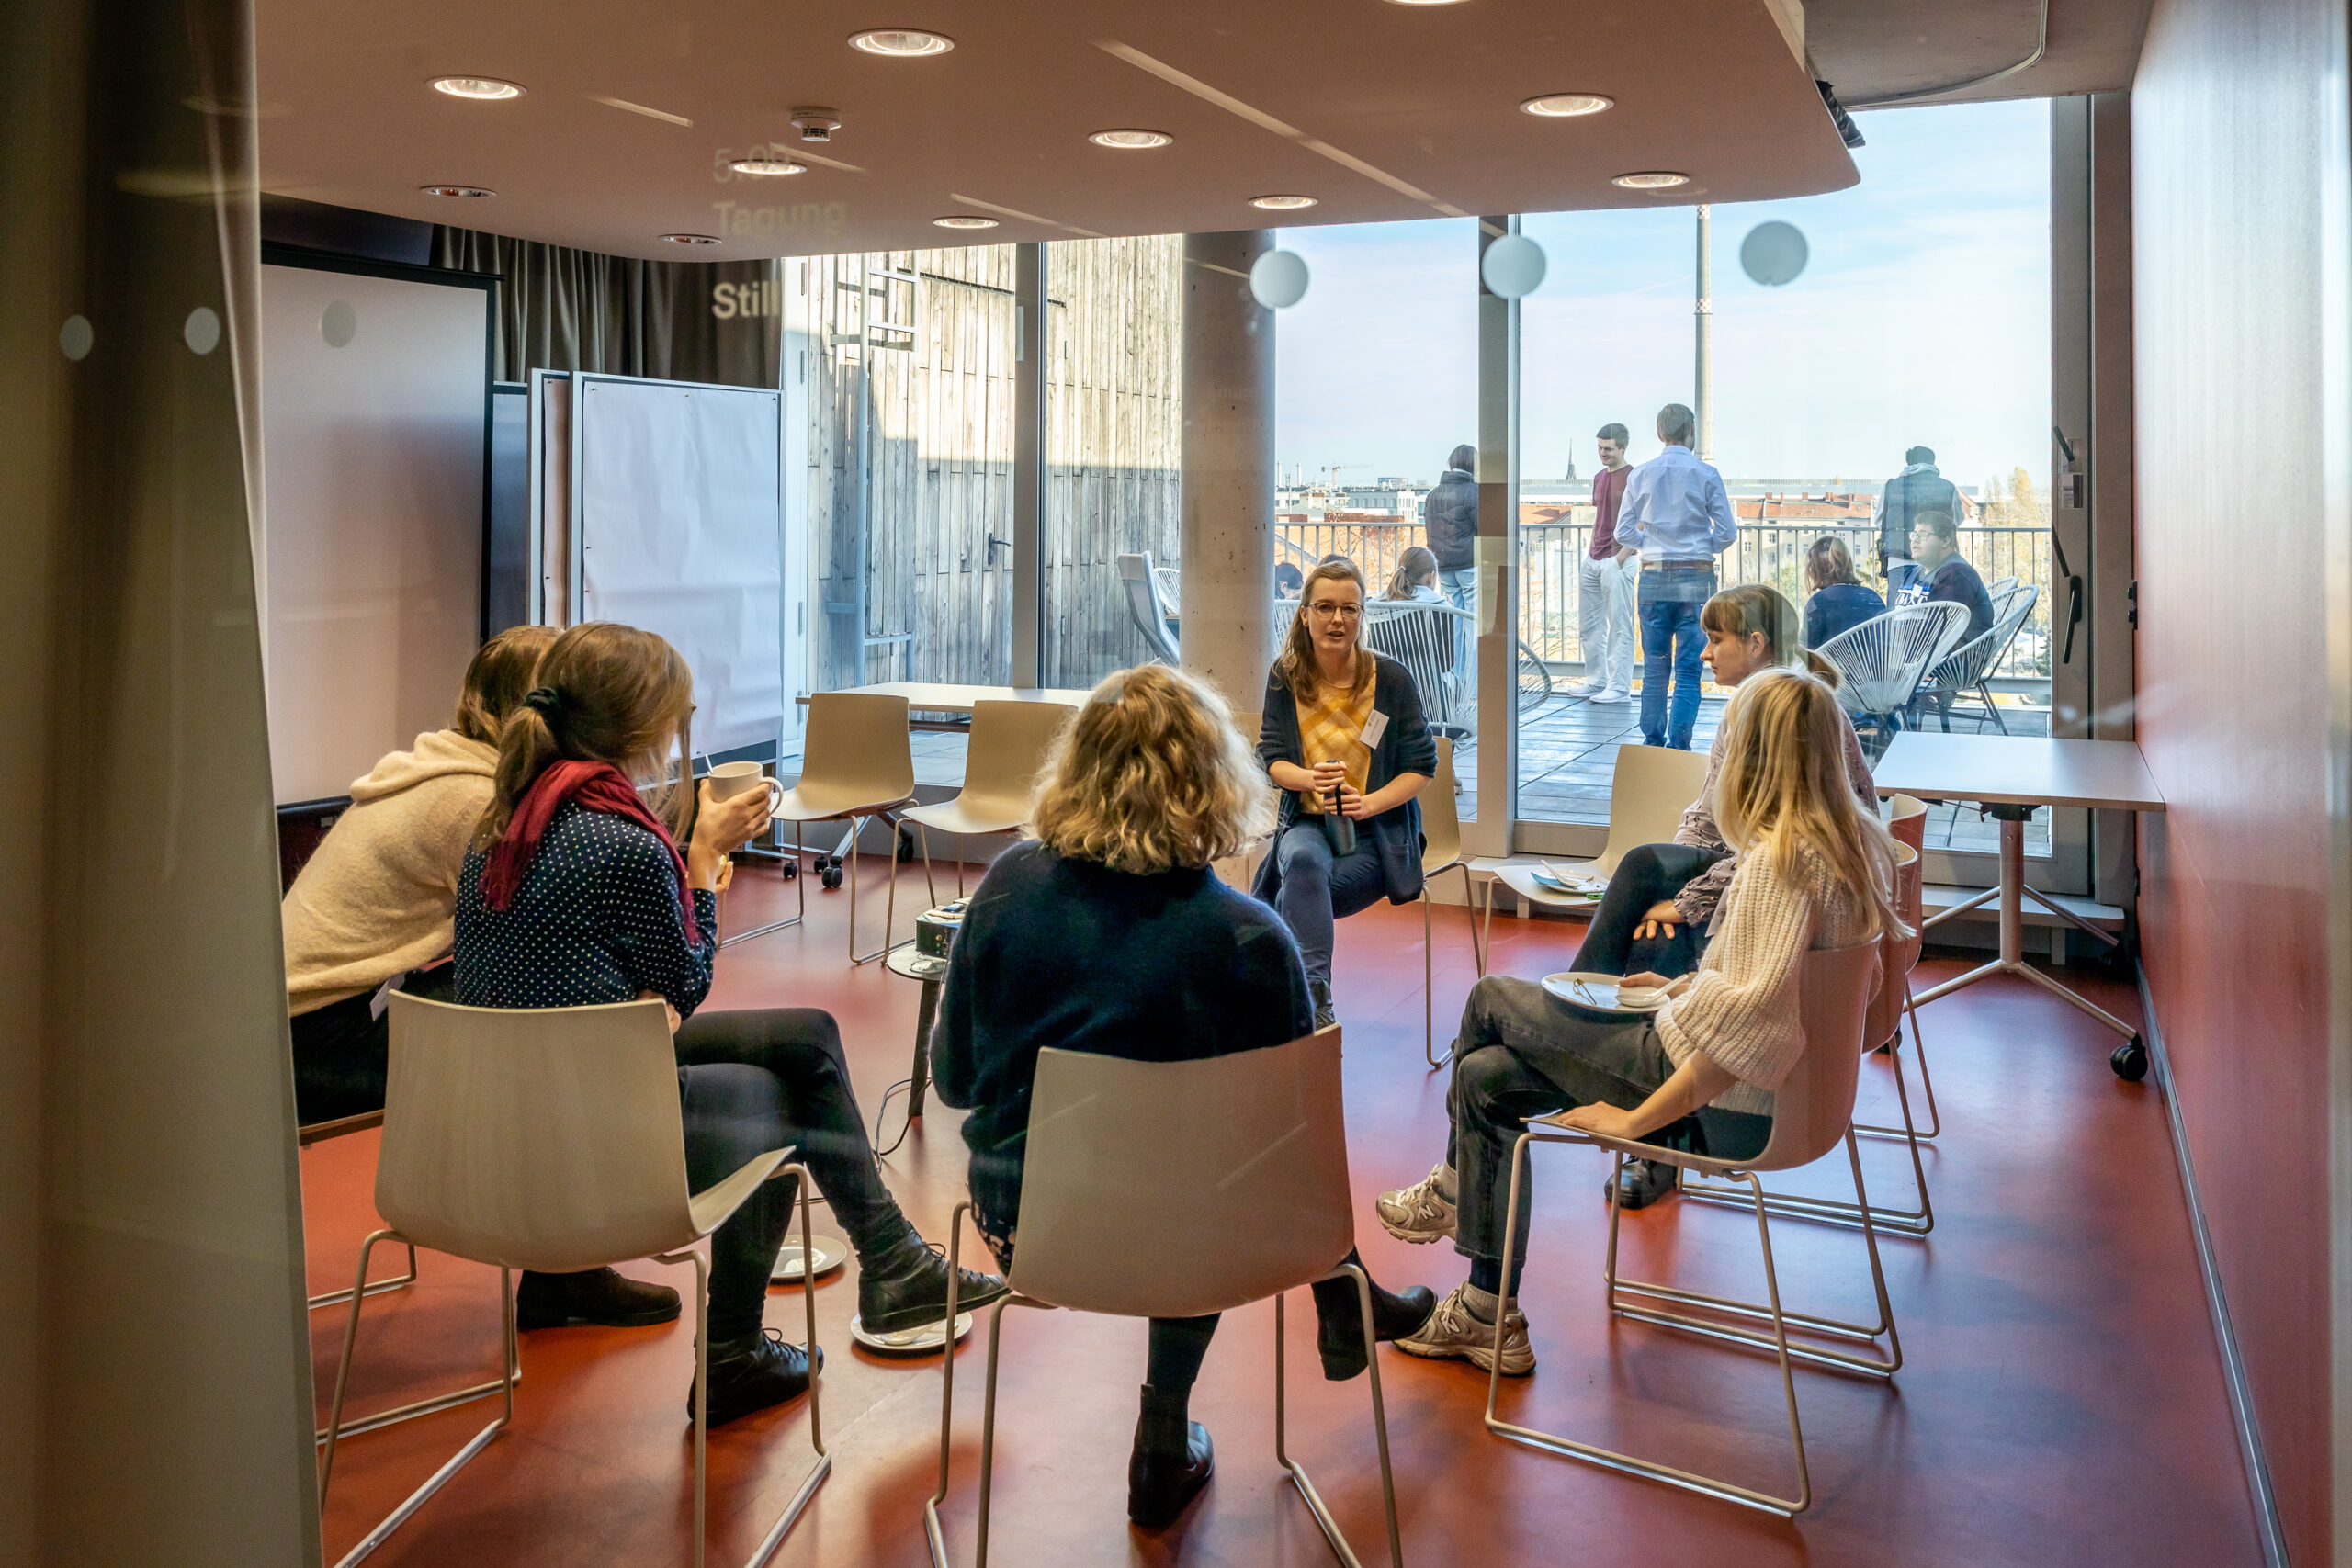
[707,760,783,815]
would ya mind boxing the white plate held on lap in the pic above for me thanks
[1541,971,1668,1016]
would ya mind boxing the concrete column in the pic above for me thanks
[1468,218,1521,853]
[1179,231,1275,714]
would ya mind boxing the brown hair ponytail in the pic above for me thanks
[451,625,557,745]
[472,622,696,852]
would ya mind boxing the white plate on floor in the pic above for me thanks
[770,1234,850,1283]
[1530,867,1607,897]
[850,1311,973,1356]
[1541,972,1669,1017]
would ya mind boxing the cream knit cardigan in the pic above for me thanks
[282,730,499,1016]
[1655,840,1878,1118]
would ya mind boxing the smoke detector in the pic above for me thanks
[791,107,842,142]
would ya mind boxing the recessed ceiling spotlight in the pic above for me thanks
[933,215,1000,229]
[1612,171,1690,189]
[661,232,721,245]
[730,157,806,176]
[1250,194,1317,209]
[1521,93,1612,118]
[420,184,495,198]
[849,28,954,56]
[430,76,525,100]
[1091,128,1173,149]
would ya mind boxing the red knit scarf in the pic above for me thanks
[480,760,700,943]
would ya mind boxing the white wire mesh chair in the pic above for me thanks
[1115,552,1181,663]
[1363,599,1472,737]
[1984,573,2020,598]
[1915,584,2040,734]
[1814,602,1970,750]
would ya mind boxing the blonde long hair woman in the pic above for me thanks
[1253,556,1436,1026]
[1377,668,1903,1374]
[933,663,1435,1530]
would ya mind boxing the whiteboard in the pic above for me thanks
[573,375,783,757]
[260,261,488,803]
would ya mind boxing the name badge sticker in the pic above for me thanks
[1361,711,1389,749]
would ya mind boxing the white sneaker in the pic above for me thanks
[1566,679,1603,696]
[1376,1164,1458,1244]
[1588,687,1631,705]
[1396,1282,1536,1375]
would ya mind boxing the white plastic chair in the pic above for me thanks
[1814,602,1971,747]
[319,995,826,1568]
[922,1031,1401,1568]
[1487,942,1898,1517]
[1917,584,2040,733]
[1419,738,1486,1068]
[1115,552,1181,663]
[770,692,918,964]
[1684,840,1937,1236]
[1477,743,1713,946]
[902,700,1077,899]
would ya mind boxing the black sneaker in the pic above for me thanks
[1127,1385,1215,1529]
[1604,1156,1679,1211]
[515,1267,682,1330]
[1310,980,1336,1030]
[857,1232,1010,1336]
[691,1328,821,1427]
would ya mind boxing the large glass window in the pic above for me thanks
[1272,219,1479,816]
[1516,100,2053,854]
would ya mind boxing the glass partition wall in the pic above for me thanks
[1513,98,2055,877]
[788,98,2079,891]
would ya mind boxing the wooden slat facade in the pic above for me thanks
[802,237,1182,694]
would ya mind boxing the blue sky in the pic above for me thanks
[1272,99,2052,493]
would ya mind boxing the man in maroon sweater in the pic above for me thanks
[1569,423,1637,703]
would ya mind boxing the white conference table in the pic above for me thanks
[1871,731,2165,1077]
[799,681,1092,728]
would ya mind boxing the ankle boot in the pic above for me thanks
[515,1267,681,1330]
[1126,1383,1214,1529]
[855,1225,1009,1336]
[1312,1274,1438,1382]
[1309,980,1336,1030]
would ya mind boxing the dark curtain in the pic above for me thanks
[433,228,782,389]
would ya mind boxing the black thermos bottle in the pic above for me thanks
[1322,785,1357,854]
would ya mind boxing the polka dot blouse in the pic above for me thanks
[455,802,720,1019]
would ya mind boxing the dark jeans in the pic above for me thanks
[1637,572,1713,750]
[973,1213,1382,1396]
[674,1009,907,1343]
[1578,843,1730,979]
[288,965,456,1126]
[1444,977,1770,1277]
[1275,821,1389,987]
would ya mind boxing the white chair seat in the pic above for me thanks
[774,783,915,823]
[902,796,1023,839]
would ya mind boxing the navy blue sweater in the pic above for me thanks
[454,802,719,1018]
[930,840,1316,1233]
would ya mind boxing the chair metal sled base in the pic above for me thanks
[922,1204,1403,1568]
[1487,1133,1903,1518]
[319,1168,831,1568]
[1682,987,1938,1236]
[308,1239,420,1311]
[1421,860,1487,1071]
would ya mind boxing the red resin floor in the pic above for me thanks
[306,862,2267,1567]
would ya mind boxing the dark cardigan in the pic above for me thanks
[1252,654,1438,909]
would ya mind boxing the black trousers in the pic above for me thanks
[1577,843,1731,978]
[675,1008,906,1343]
[288,966,456,1127]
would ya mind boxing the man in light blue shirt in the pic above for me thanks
[1613,403,1736,750]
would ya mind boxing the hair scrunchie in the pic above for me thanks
[523,686,562,717]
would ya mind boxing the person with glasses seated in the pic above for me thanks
[1253,557,1436,1028]
[1374,670,1903,1375]
[931,662,1434,1531]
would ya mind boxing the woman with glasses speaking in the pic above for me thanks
[1254,557,1436,1027]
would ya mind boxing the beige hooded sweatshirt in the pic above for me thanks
[283,730,500,1016]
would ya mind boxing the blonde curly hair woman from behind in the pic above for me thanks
[932,662,1436,1531]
